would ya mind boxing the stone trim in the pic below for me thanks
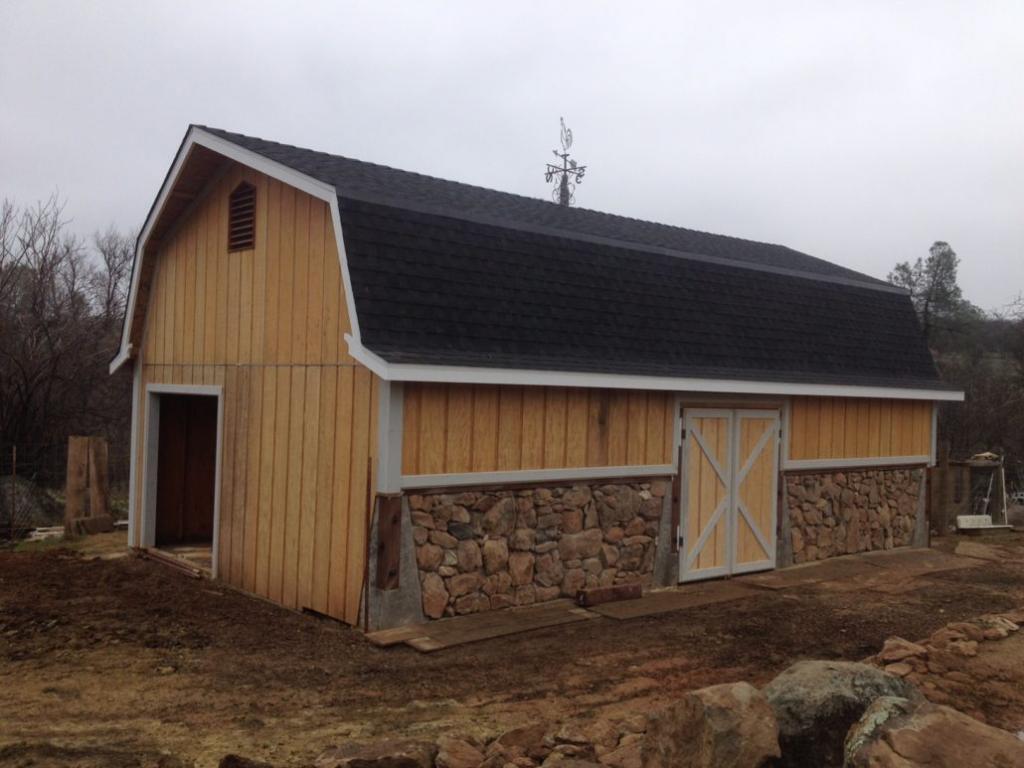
[409,479,671,619]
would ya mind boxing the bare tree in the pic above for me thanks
[0,196,133,478]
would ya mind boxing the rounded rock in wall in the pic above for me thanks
[482,538,509,575]
[561,568,586,597]
[416,543,443,571]
[421,573,449,619]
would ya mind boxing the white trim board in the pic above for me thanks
[139,383,225,577]
[401,463,675,490]
[111,126,361,373]
[346,337,964,402]
[126,359,141,548]
[782,455,930,471]
[109,125,964,407]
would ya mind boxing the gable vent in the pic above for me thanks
[228,182,256,251]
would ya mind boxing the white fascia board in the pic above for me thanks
[109,345,133,375]
[345,335,965,402]
[783,455,930,471]
[402,464,675,490]
[110,126,361,373]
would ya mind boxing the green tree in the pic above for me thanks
[889,241,965,343]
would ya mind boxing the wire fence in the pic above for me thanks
[0,439,130,540]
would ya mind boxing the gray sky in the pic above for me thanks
[2,1,1022,309]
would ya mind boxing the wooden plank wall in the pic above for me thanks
[131,162,375,625]
[402,384,674,476]
[789,397,932,461]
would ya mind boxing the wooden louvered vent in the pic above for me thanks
[228,182,256,251]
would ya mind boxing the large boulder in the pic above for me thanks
[219,757,274,768]
[845,695,1024,767]
[314,739,437,767]
[642,681,780,768]
[435,735,485,768]
[763,660,918,768]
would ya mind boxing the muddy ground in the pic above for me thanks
[2,533,1024,767]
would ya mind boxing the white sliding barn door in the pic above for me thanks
[680,409,779,582]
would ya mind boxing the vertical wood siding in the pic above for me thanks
[401,384,674,476]
[789,397,932,461]
[131,162,374,625]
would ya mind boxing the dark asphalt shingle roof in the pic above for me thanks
[198,126,948,390]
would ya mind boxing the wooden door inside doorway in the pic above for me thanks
[155,394,218,545]
[680,408,779,582]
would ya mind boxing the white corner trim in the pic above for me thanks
[782,455,930,471]
[930,402,939,467]
[111,126,362,374]
[126,359,141,547]
[401,464,675,490]
[376,381,404,493]
[344,335,965,402]
[140,383,225,577]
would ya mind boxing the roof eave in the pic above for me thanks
[110,126,362,374]
[345,335,963,402]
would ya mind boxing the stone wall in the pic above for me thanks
[785,467,924,564]
[410,480,669,619]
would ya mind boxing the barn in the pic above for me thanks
[110,125,962,629]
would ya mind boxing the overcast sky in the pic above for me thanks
[2,1,1021,309]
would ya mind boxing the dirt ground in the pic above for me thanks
[2,533,1024,768]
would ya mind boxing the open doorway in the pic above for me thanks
[142,386,222,575]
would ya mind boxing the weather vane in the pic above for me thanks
[545,117,586,206]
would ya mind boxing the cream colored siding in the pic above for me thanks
[401,384,675,476]
[132,162,374,625]
[789,397,932,461]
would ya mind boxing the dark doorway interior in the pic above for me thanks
[155,394,217,547]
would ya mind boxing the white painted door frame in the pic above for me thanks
[679,408,780,582]
[139,383,225,578]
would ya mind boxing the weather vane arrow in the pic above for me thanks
[545,117,586,206]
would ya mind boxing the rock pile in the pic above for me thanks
[307,609,1024,768]
[409,481,668,619]
[845,695,1024,767]
[786,468,922,563]
[866,609,1024,722]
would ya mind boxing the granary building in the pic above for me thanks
[110,126,962,628]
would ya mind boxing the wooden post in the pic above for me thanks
[87,437,110,518]
[375,494,403,590]
[931,441,951,535]
[8,446,15,537]
[65,436,90,526]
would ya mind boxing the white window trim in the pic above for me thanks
[139,383,225,577]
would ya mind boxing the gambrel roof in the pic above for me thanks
[113,126,960,400]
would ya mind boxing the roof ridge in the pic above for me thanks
[193,124,893,289]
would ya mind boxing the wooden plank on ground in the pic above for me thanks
[395,600,597,653]
[589,582,753,620]
[365,625,430,648]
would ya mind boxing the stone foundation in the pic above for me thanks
[785,467,924,564]
[410,480,670,619]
